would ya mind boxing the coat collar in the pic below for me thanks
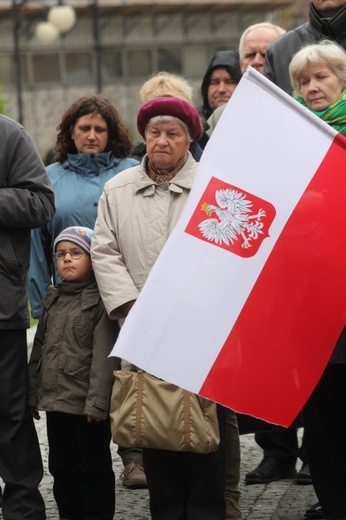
[309,3,346,38]
[134,152,196,196]
[43,280,100,310]
[64,151,119,175]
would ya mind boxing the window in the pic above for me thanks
[0,55,15,84]
[157,48,182,74]
[102,49,123,80]
[32,53,60,83]
[65,52,92,83]
[127,49,151,77]
[183,45,210,77]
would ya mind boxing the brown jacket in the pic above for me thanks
[28,279,120,419]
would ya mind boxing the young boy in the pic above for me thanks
[28,226,119,520]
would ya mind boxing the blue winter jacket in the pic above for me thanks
[28,151,138,318]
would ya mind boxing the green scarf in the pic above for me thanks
[296,87,346,136]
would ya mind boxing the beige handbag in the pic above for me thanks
[110,370,220,454]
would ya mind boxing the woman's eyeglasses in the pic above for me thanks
[54,250,86,261]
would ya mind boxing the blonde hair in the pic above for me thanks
[140,72,193,104]
[289,40,346,96]
[239,22,286,60]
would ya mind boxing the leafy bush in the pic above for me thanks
[0,86,7,114]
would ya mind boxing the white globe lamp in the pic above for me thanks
[35,21,59,44]
[48,5,76,33]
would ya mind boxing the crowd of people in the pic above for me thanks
[0,0,345,519]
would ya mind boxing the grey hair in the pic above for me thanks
[289,40,346,97]
[239,22,286,60]
[145,115,192,141]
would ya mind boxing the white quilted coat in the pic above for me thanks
[91,153,197,320]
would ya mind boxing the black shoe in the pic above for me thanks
[295,461,312,485]
[245,457,296,484]
[304,502,324,519]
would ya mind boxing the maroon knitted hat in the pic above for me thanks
[137,96,201,140]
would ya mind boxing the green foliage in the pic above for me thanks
[28,301,38,328]
[0,85,8,115]
[30,316,38,328]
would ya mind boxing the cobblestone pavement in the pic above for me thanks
[0,329,318,519]
[0,416,318,519]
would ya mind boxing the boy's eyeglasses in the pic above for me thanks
[54,251,86,261]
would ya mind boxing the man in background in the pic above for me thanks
[200,49,242,121]
[239,21,286,74]
[207,21,286,135]
[264,0,346,94]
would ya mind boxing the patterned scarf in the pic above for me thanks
[296,87,346,136]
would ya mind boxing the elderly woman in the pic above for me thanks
[131,71,203,162]
[132,74,240,518]
[289,41,346,520]
[91,96,226,519]
[290,40,346,134]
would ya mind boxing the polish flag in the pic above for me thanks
[112,68,346,427]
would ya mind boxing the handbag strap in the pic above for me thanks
[183,391,192,451]
[135,371,144,446]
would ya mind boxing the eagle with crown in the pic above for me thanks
[199,188,267,249]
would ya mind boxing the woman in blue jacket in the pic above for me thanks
[28,95,138,319]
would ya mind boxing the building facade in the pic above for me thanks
[0,0,305,156]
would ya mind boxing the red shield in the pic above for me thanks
[185,177,276,258]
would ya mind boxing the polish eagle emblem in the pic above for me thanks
[199,188,267,249]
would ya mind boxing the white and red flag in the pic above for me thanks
[112,67,346,427]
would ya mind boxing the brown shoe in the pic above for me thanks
[121,462,148,489]
[226,496,242,519]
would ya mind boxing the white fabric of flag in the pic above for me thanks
[110,68,346,425]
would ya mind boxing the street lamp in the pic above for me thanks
[35,1,103,93]
[14,1,101,125]
[12,0,25,125]
[13,1,77,124]
[35,4,76,44]
[48,5,76,33]
[35,21,59,44]
[92,0,102,93]
[40,1,103,93]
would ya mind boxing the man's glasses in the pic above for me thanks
[54,250,86,261]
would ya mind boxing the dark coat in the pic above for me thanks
[0,115,55,329]
[200,50,242,120]
[264,3,346,95]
